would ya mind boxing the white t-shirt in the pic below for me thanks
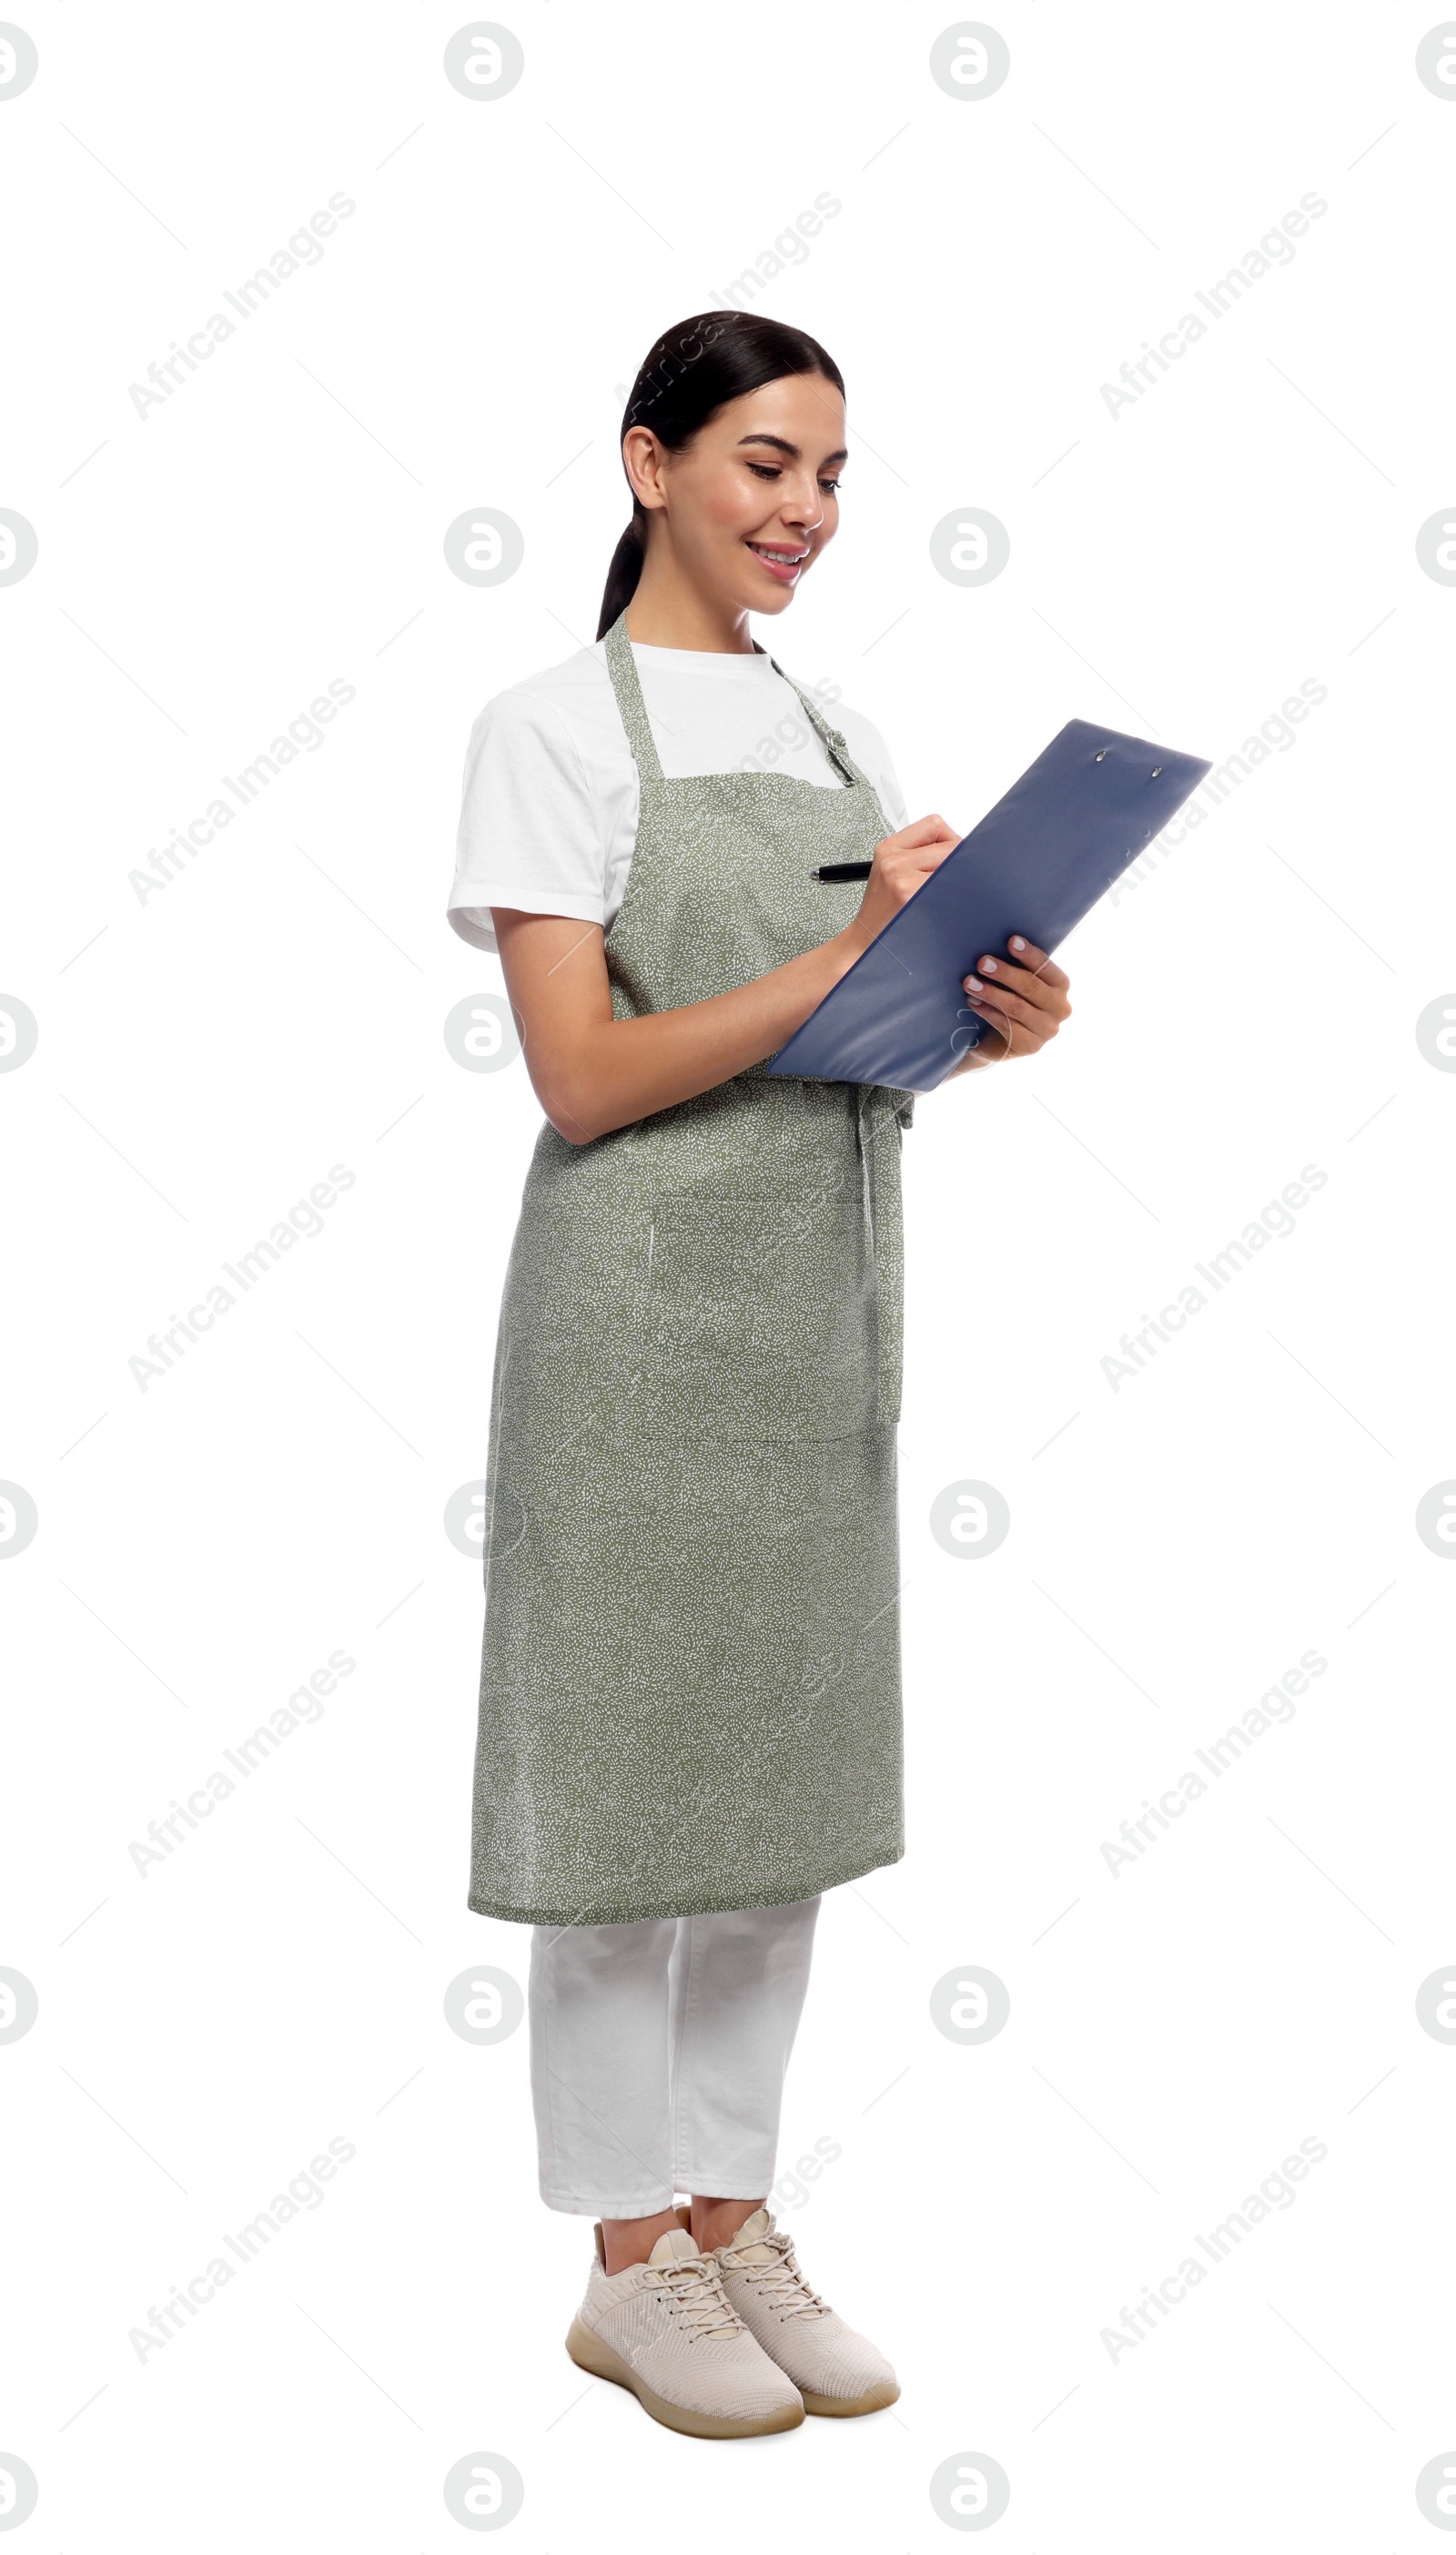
[447,637,907,956]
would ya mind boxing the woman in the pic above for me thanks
[447,311,1071,2441]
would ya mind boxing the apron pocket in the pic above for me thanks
[642,1190,878,1443]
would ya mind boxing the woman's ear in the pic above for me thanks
[622,424,669,513]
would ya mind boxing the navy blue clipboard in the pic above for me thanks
[766,718,1211,1095]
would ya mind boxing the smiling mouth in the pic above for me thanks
[746,541,810,578]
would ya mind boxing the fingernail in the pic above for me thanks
[964,973,983,989]
[980,957,998,974]
[1010,936,1026,952]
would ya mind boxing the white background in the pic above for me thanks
[4,2,1455,2545]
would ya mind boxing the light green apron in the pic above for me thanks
[470,608,914,1925]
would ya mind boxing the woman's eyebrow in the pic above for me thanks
[735,432,850,466]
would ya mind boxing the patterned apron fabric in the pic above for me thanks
[470,609,913,1925]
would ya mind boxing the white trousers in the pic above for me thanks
[528,1898,821,2216]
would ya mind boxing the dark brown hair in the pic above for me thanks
[596,310,845,641]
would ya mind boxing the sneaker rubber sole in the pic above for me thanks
[799,2376,901,2417]
[565,2317,804,2439]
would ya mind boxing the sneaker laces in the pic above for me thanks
[642,2251,742,2342]
[719,2224,829,2321]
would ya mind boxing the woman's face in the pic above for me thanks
[623,371,847,618]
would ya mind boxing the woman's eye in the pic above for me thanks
[746,462,780,480]
[820,478,842,494]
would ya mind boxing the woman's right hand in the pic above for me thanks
[493,826,965,1143]
[836,815,962,964]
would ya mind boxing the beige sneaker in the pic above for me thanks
[713,2210,900,2417]
[566,2225,805,2439]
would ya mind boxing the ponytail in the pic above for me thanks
[595,516,645,642]
[595,310,844,644]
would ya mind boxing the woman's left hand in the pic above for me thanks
[949,935,1071,1074]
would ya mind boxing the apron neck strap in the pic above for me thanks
[602,608,864,790]
[602,610,663,781]
[760,651,863,786]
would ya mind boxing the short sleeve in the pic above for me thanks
[447,685,611,957]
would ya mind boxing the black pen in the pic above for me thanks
[810,860,873,882]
